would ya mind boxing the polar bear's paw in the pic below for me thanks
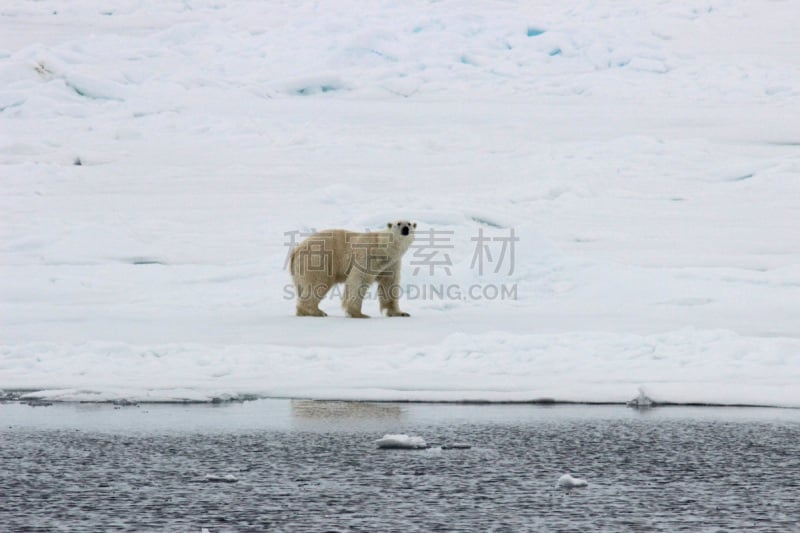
[384,309,411,317]
[297,307,328,317]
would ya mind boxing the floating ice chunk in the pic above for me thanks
[375,434,428,449]
[442,442,472,450]
[557,474,588,489]
[205,474,238,483]
[627,387,655,408]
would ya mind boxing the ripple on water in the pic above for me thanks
[1,404,799,531]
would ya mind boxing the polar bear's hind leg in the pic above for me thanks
[295,281,329,317]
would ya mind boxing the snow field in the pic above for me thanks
[5,329,799,406]
[1,0,799,405]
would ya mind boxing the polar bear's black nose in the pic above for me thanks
[401,226,410,236]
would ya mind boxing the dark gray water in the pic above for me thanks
[1,400,799,532]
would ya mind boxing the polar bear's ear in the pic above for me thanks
[387,222,393,229]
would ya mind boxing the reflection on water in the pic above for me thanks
[290,399,404,422]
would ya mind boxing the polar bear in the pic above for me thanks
[289,221,416,318]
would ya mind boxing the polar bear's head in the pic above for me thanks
[387,220,417,238]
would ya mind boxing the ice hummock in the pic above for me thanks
[627,387,655,408]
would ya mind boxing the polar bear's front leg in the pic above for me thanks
[343,272,371,318]
[377,270,410,317]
